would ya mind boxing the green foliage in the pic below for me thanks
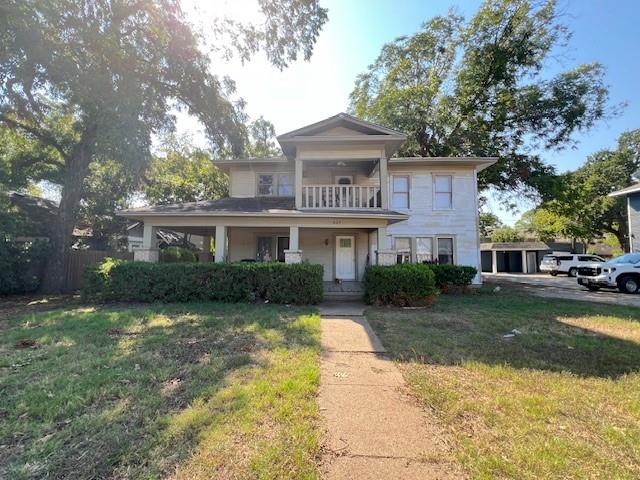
[540,129,640,250]
[245,117,282,157]
[364,264,438,306]
[83,260,324,305]
[144,136,229,205]
[427,264,478,291]
[350,0,613,194]
[0,0,327,292]
[490,226,524,243]
[479,211,504,237]
[0,239,49,294]
[160,247,198,263]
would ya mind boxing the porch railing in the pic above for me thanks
[302,184,381,209]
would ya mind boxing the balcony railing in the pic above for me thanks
[302,184,381,209]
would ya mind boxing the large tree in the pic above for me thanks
[542,130,640,251]
[350,0,612,193]
[0,0,327,291]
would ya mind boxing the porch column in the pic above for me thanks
[134,223,159,262]
[214,225,227,263]
[379,157,389,209]
[521,250,528,274]
[295,157,303,209]
[491,250,498,273]
[376,226,396,265]
[285,225,302,264]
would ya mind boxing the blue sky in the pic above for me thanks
[182,0,640,223]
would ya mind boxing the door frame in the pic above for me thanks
[335,235,356,280]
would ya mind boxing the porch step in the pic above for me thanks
[323,291,364,301]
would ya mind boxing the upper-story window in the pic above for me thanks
[434,175,453,209]
[391,176,410,209]
[257,173,294,196]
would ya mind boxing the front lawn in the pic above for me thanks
[0,303,320,479]
[367,290,640,479]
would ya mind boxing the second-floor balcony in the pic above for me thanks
[301,184,382,209]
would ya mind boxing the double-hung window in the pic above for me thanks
[437,237,454,265]
[416,237,433,263]
[258,173,294,196]
[434,175,453,209]
[277,174,294,196]
[394,237,411,264]
[392,176,410,209]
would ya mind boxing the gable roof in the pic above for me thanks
[276,112,406,158]
[609,183,640,197]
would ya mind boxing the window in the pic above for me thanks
[256,237,273,262]
[258,175,274,196]
[395,237,411,263]
[437,237,454,264]
[339,238,352,248]
[277,174,294,196]
[434,175,453,209]
[258,173,294,196]
[392,176,410,209]
[416,237,433,263]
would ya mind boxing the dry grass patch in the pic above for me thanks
[367,289,640,479]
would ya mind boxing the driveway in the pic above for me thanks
[483,272,640,308]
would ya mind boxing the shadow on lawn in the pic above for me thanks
[1,302,318,479]
[367,292,640,379]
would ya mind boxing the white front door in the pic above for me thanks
[335,235,356,280]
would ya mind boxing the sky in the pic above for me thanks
[179,0,640,224]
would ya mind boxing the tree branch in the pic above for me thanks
[0,114,69,160]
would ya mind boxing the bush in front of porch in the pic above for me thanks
[83,259,323,304]
[364,264,438,306]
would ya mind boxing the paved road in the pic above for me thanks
[483,273,640,308]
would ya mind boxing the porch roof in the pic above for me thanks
[118,196,408,223]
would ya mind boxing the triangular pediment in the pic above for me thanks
[277,112,406,139]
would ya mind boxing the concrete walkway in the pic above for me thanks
[318,302,462,479]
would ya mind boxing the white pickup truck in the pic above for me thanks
[576,253,640,294]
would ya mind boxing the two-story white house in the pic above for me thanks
[120,113,496,286]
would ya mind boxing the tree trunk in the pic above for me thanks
[41,125,96,293]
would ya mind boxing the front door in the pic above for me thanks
[335,235,356,280]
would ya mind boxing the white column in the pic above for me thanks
[379,157,389,209]
[295,158,303,209]
[521,250,528,274]
[285,225,302,264]
[135,223,159,262]
[491,250,498,274]
[214,225,227,263]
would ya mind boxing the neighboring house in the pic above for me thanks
[126,222,203,251]
[120,113,496,284]
[609,181,640,252]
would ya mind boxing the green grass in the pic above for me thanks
[0,303,321,479]
[367,289,640,479]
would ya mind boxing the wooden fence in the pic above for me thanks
[64,250,133,291]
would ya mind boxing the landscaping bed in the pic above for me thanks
[0,303,321,479]
[367,289,640,478]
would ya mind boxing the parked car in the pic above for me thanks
[539,253,605,277]
[577,253,640,294]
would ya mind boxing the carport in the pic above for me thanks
[480,242,550,274]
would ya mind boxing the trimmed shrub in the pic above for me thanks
[0,239,49,295]
[160,246,198,263]
[82,260,323,305]
[364,263,438,306]
[426,264,477,291]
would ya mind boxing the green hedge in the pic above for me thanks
[426,264,477,291]
[0,239,49,295]
[364,263,438,306]
[160,246,198,263]
[82,259,324,304]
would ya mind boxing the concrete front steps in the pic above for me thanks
[323,281,364,302]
